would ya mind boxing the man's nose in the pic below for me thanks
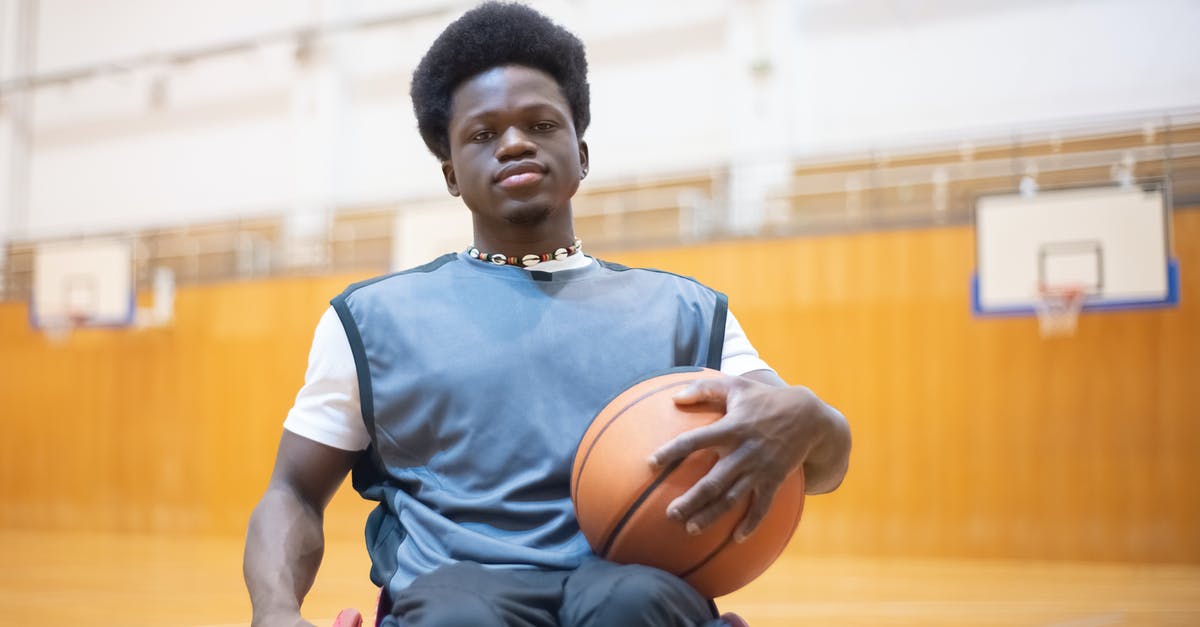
[495,127,537,161]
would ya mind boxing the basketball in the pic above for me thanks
[571,367,806,598]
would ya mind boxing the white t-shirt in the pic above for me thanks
[283,255,773,451]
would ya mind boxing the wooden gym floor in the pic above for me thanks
[1,529,1197,626]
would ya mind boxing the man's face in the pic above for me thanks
[442,65,588,229]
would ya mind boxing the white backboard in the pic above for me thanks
[973,185,1177,314]
[32,240,135,328]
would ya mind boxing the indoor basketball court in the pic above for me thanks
[2,1,1199,626]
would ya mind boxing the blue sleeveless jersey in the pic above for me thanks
[330,252,727,594]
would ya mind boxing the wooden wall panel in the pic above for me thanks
[1,211,1197,563]
[0,273,377,539]
[610,209,1200,563]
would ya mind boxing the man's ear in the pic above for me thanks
[578,140,589,180]
[441,160,461,197]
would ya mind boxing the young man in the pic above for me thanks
[244,3,850,626]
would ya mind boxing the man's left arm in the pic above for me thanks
[648,369,851,542]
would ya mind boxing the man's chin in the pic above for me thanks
[504,205,552,226]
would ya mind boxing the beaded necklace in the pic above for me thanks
[467,238,583,267]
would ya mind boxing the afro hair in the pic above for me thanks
[410,2,590,161]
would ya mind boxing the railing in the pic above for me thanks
[3,110,1199,303]
[766,113,1200,236]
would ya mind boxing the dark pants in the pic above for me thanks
[378,559,724,627]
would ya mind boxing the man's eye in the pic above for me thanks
[532,122,556,132]
[470,131,495,142]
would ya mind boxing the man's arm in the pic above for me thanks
[739,369,850,494]
[648,369,851,542]
[244,430,360,627]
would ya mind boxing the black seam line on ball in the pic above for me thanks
[571,379,693,499]
[678,531,737,579]
[599,457,686,559]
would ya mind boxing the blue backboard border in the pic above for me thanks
[971,257,1180,317]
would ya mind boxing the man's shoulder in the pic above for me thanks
[594,258,721,294]
[335,253,461,302]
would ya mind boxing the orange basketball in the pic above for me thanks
[571,367,805,598]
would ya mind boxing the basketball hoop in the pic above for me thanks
[40,309,92,344]
[1034,285,1086,338]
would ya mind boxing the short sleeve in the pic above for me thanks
[719,310,774,377]
[283,307,371,451]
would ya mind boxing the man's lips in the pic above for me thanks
[495,162,547,188]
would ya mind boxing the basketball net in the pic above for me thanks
[1034,285,1085,338]
[41,309,91,345]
